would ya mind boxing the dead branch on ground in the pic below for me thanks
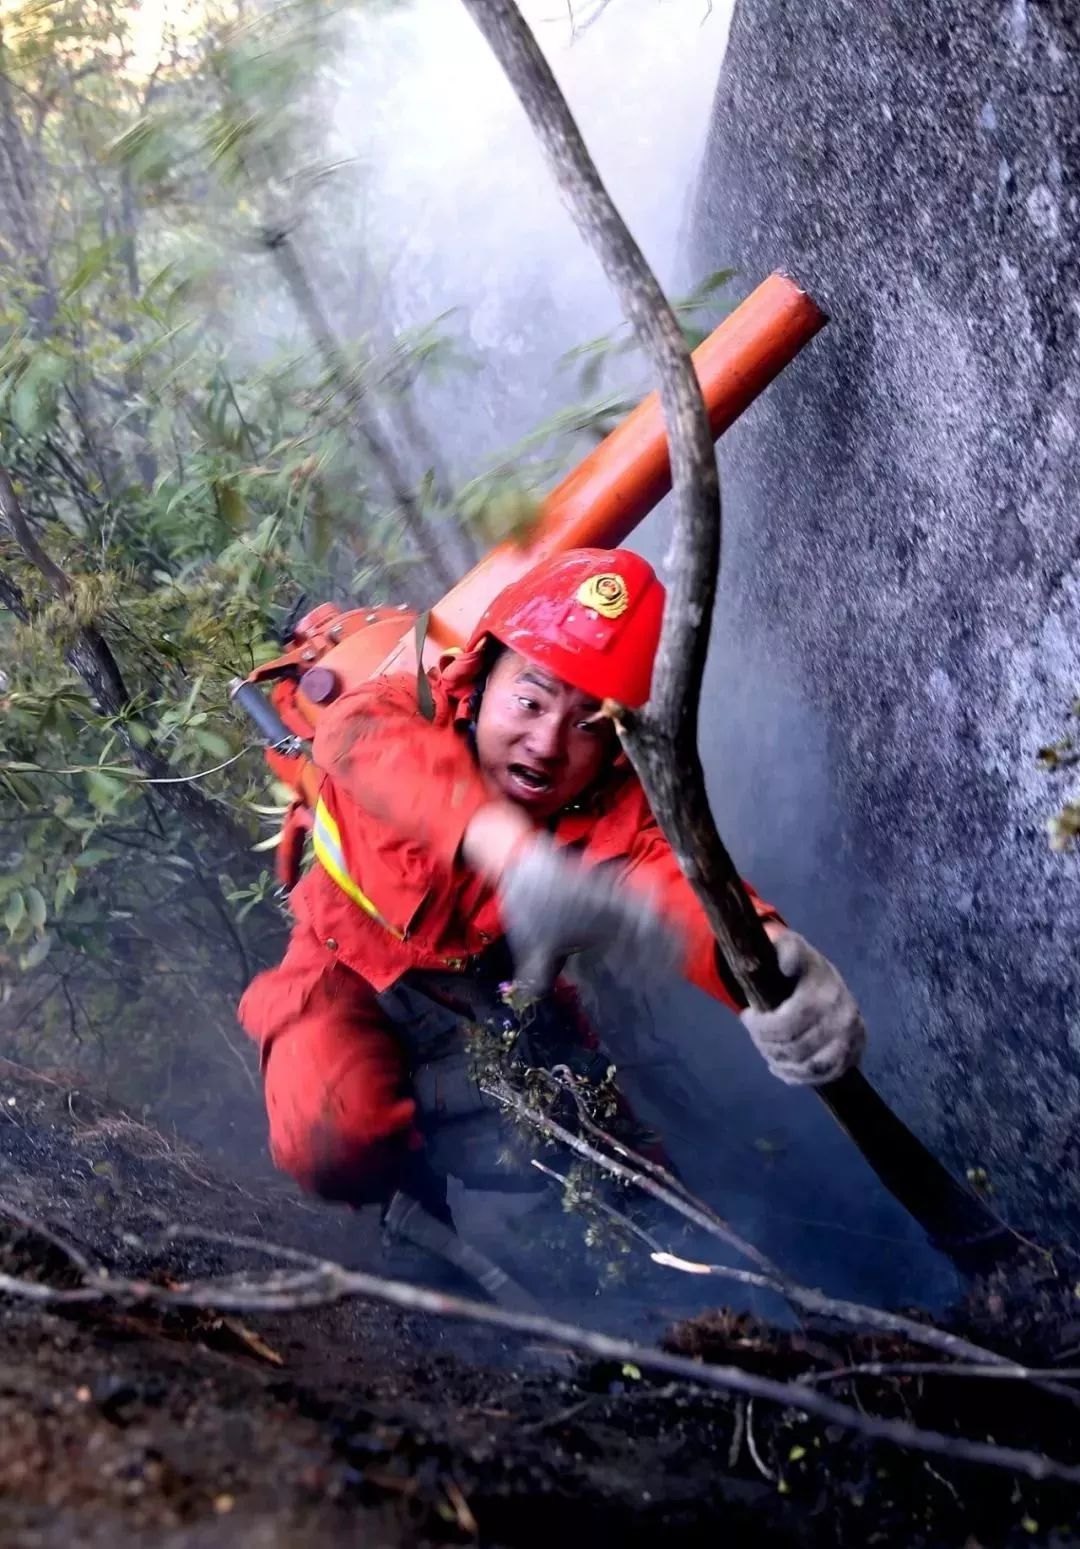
[484,1079,1054,1377]
[1,1201,1079,1486]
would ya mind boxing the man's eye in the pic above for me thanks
[576,719,602,736]
[516,696,540,712]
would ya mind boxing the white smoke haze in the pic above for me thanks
[123,0,957,1306]
[302,0,960,1307]
[325,0,733,460]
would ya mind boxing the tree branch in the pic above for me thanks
[264,230,457,593]
[1,1203,1078,1487]
[483,1079,1046,1376]
[457,0,1027,1282]
[458,0,784,1006]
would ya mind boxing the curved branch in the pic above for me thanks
[458,0,784,1009]
[456,0,1025,1282]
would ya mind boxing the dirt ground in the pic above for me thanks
[2,1056,1079,1549]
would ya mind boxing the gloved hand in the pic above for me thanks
[498,839,677,997]
[740,930,866,1086]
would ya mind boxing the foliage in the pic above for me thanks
[0,0,447,1103]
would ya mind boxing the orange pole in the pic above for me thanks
[376,271,825,677]
[243,274,826,859]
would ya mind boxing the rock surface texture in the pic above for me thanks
[690,0,1080,1240]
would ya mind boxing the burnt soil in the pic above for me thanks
[2,1057,1080,1549]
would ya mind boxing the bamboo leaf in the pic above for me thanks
[4,892,26,935]
[20,932,51,970]
[25,886,47,932]
[84,770,127,812]
[194,728,232,761]
[73,848,112,869]
[63,239,123,300]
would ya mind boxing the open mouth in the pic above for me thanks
[506,763,553,799]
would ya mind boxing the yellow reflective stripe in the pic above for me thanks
[312,797,404,940]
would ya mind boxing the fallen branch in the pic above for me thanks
[487,1083,1047,1375]
[484,1075,782,1278]
[542,1064,727,1212]
[801,1359,1080,1387]
[1,1205,1078,1487]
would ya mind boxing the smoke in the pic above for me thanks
[58,0,961,1311]
[293,0,960,1308]
[327,0,734,463]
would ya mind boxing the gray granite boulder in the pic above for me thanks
[688,0,1080,1241]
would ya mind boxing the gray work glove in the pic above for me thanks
[499,840,677,998]
[740,930,866,1086]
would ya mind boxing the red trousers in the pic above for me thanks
[238,920,419,1205]
[240,920,668,1205]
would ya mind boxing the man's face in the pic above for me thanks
[474,650,613,820]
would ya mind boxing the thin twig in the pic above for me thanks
[728,1397,746,1468]
[495,1090,1049,1376]
[485,1077,781,1279]
[541,1066,725,1212]
[745,1398,775,1480]
[0,1205,90,1275]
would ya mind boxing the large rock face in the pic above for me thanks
[689,0,1080,1240]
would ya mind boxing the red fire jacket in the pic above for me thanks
[287,647,780,1008]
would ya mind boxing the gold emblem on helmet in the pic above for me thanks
[576,573,629,619]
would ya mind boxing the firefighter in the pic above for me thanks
[238,548,865,1298]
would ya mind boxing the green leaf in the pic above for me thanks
[414,611,435,723]
[10,350,68,436]
[579,352,605,397]
[25,886,46,932]
[194,728,232,761]
[84,770,127,812]
[19,932,51,970]
[694,265,738,297]
[4,891,25,935]
[63,239,123,301]
[216,482,248,530]
[54,869,78,912]
[73,847,112,869]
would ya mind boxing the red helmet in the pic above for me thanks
[468,548,665,708]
